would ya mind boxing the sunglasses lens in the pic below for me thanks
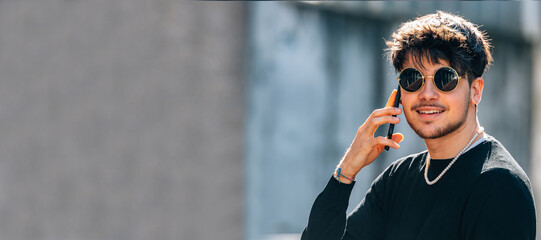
[399,68,423,92]
[434,67,459,92]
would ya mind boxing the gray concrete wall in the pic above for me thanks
[0,1,244,239]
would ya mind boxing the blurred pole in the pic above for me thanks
[524,1,541,238]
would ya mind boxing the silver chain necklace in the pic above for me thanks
[424,131,481,185]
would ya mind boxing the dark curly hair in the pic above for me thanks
[386,11,493,84]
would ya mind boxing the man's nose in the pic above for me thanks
[418,77,439,101]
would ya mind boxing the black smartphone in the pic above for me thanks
[385,85,401,151]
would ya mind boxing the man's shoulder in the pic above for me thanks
[472,167,534,203]
[370,151,427,187]
[478,135,532,192]
[385,150,428,176]
[482,136,526,174]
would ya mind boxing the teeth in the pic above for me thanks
[419,110,443,114]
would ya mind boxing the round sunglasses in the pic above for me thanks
[397,67,461,93]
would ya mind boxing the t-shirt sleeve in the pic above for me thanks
[460,169,536,240]
[301,176,356,240]
[301,169,389,240]
[343,170,387,240]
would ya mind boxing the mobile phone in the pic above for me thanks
[385,85,401,151]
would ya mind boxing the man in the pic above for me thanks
[301,11,536,240]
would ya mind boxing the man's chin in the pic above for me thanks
[410,120,465,140]
[412,128,445,139]
[408,121,441,139]
[416,131,445,140]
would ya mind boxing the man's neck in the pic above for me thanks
[424,117,483,159]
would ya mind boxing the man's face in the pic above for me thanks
[400,56,473,139]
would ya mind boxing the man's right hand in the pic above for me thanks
[334,90,404,183]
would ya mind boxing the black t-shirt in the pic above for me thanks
[302,136,536,240]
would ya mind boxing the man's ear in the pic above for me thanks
[471,77,484,105]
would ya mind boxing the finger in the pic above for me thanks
[385,89,397,108]
[370,115,400,127]
[374,136,400,149]
[392,133,404,143]
[363,110,401,136]
[370,107,402,119]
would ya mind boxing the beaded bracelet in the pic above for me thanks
[335,167,356,183]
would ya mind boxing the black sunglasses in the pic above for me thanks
[397,67,461,93]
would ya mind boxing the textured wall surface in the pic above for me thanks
[0,1,244,239]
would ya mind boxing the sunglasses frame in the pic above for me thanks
[397,66,462,93]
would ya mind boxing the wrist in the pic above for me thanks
[334,167,357,184]
[336,161,360,178]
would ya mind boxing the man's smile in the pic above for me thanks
[412,105,446,121]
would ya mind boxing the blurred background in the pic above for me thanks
[0,1,540,240]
